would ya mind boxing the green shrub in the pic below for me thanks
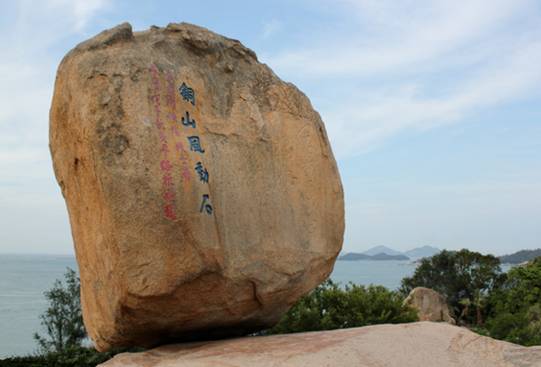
[268,280,418,334]
[400,249,503,324]
[485,257,541,346]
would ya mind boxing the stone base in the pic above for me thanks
[99,321,541,367]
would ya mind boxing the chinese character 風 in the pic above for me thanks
[187,136,205,153]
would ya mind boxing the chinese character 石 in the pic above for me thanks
[181,111,196,128]
[187,136,205,153]
[200,194,213,215]
[194,162,209,183]
[179,82,195,105]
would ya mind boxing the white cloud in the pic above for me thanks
[271,0,532,76]
[0,0,111,180]
[0,0,110,253]
[324,37,541,157]
[261,19,282,39]
[72,0,110,30]
[265,0,541,158]
[45,0,110,31]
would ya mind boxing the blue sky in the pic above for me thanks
[0,0,540,255]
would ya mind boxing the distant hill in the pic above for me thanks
[339,253,372,261]
[404,246,440,259]
[499,249,541,264]
[370,253,410,261]
[338,252,409,261]
[362,246,403,256]
[339,245,441,261]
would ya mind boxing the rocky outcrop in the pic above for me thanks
[404,287,455,324]
[49,22,344,351]
[98,322,541,367]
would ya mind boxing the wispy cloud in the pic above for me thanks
[10,0,110,54]
[266,0,541,158]
[261,19,282,39]
[0,0,110,252]
[0,0,110,196]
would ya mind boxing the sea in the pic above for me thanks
[0,254,512,358]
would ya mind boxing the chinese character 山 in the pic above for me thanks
[181,111,196,128]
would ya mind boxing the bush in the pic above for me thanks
[268,280,418,334]
[485,257,541,346]
[400,249,503,325]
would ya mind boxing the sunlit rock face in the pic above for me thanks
[404,287,455,324]
[98,322,541,367]
[49,22,344,351]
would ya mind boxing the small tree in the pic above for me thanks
[400,249,503,325]
[485,257,541,345]
[34,268,86,353]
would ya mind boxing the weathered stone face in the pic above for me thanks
[49,22,344,351]
[404,287,455,324]
[98,322,541,367]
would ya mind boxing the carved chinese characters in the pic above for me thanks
[149,64,213,220]
[149,65,213,218]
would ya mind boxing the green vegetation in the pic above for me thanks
[400,249,503,324]
[268,280,418,334]
[401,249,541,346]
[484,257,541,346]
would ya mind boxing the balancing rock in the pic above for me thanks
[49,22,344,350]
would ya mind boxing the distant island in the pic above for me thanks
[339,246,541,264]
[339,252,410,261]
[499,249,541,264]
[403,246,441,259]
[338,245,441,261]
[361,245,403,256]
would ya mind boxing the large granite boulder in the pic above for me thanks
[98,322,541,367]
[49,22,344,351]
[404,287,455,324]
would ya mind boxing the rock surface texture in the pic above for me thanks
[99,322,541,367]
[404,287,455,324]
[49,22,344,351]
